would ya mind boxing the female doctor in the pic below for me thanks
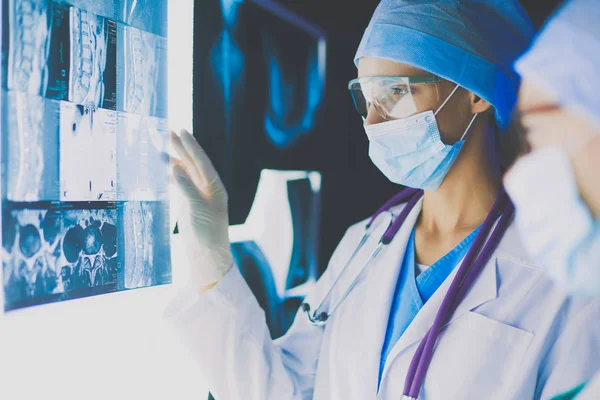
[504,0,600,398]
[165,1,600,399]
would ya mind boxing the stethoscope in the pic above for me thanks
[301,186,515,399]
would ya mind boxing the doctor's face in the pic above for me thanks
[510,79,600,217]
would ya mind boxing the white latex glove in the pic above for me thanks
[170,129,233,290]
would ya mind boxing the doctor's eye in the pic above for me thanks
[389,86,410,99]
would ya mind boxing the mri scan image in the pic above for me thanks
[116,113,169,201]
[2,91,60,202]
[3,0,117,108]
[66,5,117,108]
[59,102,117,202]
[1,0,171,311]
[117,24,167,118]
[119,201,170,290]
[60,207,118,291]
[4,0,52,95]
[2,204,119,310]
[44,2,117,108]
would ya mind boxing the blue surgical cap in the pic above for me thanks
[355,0,535,131]
[516,0,600,127]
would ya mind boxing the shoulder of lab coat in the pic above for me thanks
[535,296,600,399]
[162,206,386,400]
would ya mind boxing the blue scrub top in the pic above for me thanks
[378,225,480,385]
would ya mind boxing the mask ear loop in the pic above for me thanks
[433,83,479,142]
[459,113,479,141]
[434,84,461,116]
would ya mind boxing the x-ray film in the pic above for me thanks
[3,1,118,108]
[45,2,118,108]
[59,102,117,202]
[118,201,170,290]
[116,113,169,201]
[2,202,119,310]
[1,0,171,311]
[117,24,167,118]
[2,91,60,201]
[3,0,52,95]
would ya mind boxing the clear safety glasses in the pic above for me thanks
[348,75,443,121]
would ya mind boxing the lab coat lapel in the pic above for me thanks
[353,199,424,397]
[380,234,499,380]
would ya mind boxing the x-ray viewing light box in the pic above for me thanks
[0,0,192,312]
[0,1,209,400]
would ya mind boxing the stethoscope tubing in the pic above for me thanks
[300,186,513,399]
[404,188,513,397]
[303,189,423,325]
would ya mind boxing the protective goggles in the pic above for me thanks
[348,75,442,121]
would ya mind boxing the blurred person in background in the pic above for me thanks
[505,0,600,398]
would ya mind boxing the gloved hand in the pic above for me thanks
[170,129,233,291]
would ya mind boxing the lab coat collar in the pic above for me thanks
[379,216,500,384]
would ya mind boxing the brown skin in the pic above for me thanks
[511,79,600,218]
[358,57,500,266]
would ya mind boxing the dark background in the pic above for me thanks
[193,0,565,275]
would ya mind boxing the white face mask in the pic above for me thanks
[364,84,478,191]
[504,146,600,296]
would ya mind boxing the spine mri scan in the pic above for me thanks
[1,0,171,311]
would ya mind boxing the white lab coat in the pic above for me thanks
[164,199,600,399]
[579,372,600,399]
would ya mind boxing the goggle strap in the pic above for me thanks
[434,84,461,116]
